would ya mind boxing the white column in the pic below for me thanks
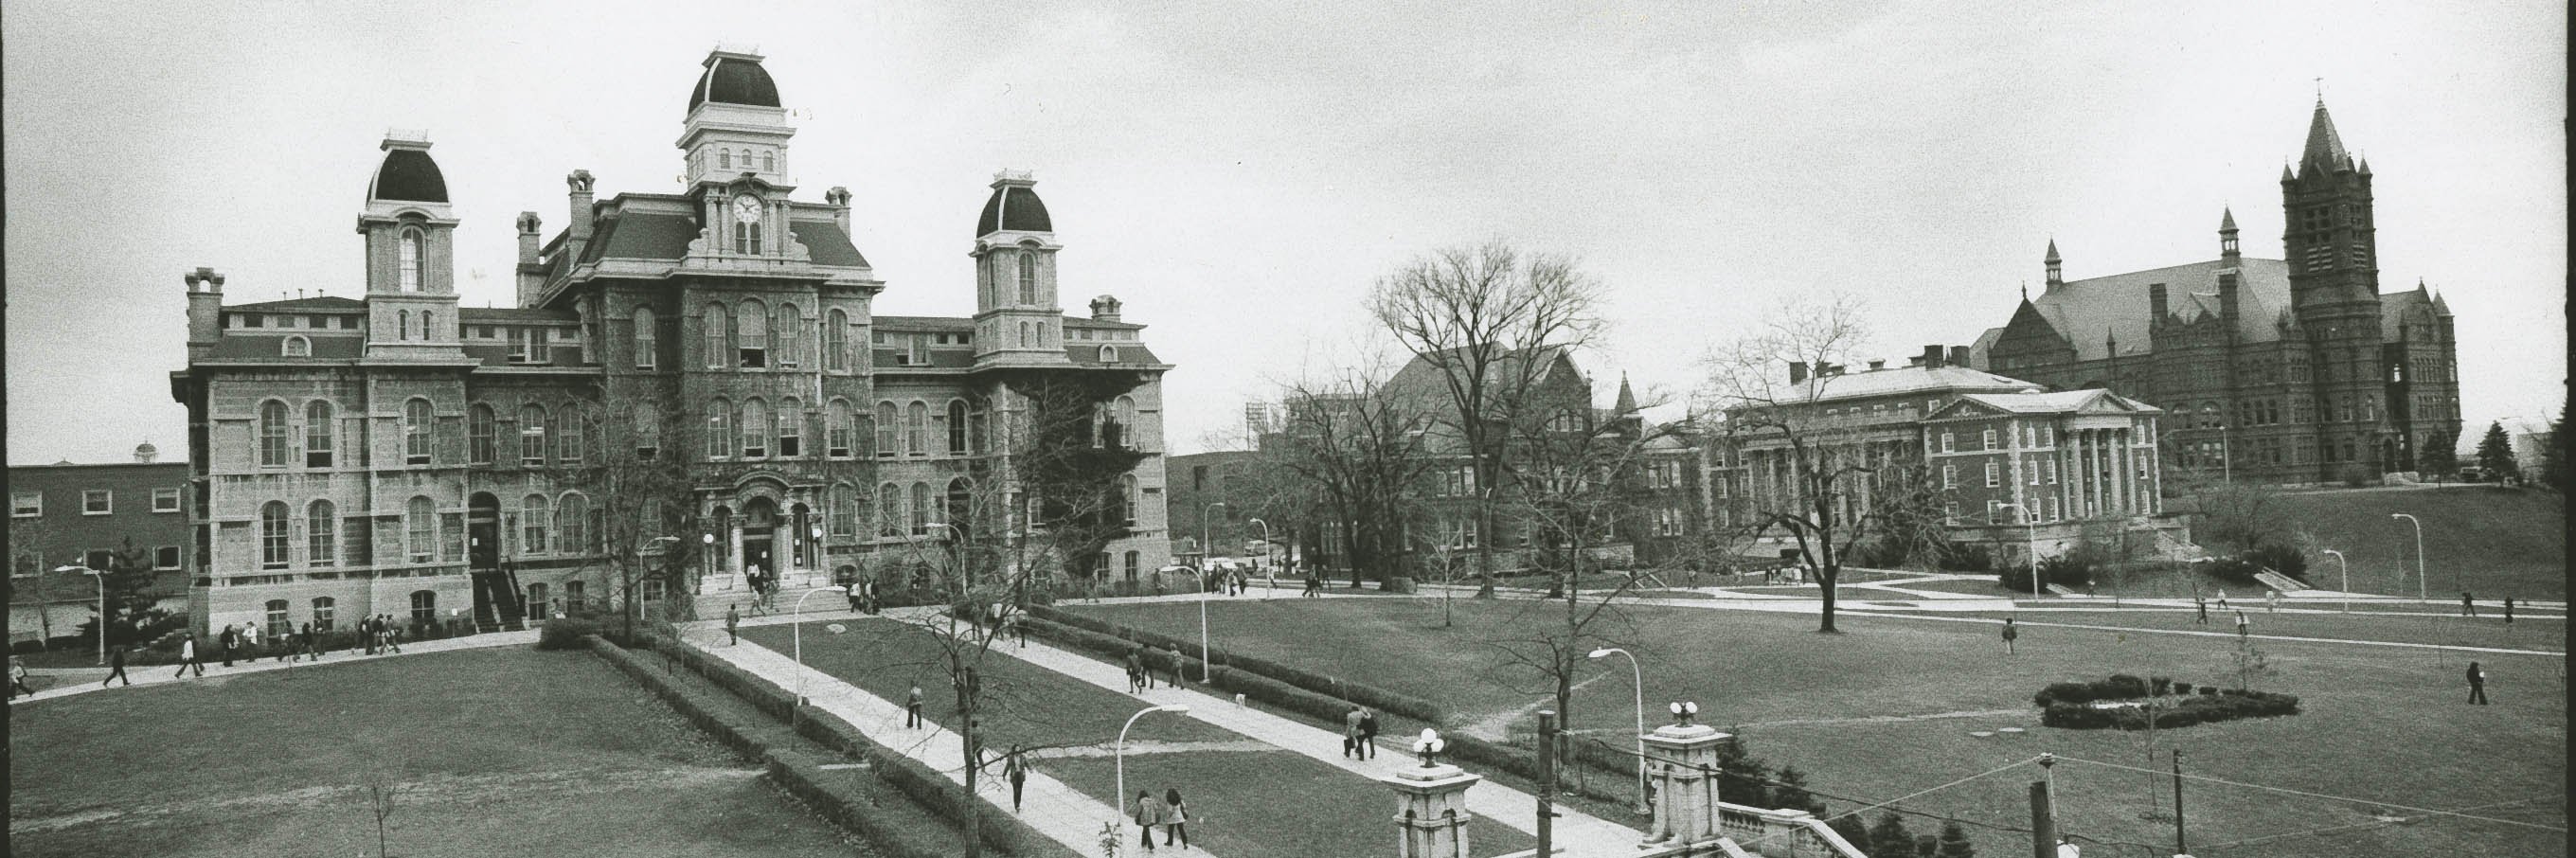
[728,518,746,583]
[1642,721,1733,847]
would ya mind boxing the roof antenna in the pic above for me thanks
[2315,77,2324,104]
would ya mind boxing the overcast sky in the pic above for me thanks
[6,0,2565,465]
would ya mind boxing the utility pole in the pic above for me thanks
[2172,748,2188,857]
[1536,709,1557,855]
[2030,752,2057,858]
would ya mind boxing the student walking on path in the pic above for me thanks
[1358,707,1380,760]
[2193,597,2209,625]
[1124,648,1147,693]
[1003,746,1029,812]
[1162,788,1191,849]
[2466,661,2490,705]
[2234,611,2250,638]
[2002,617,2019,655]
[219,624,239,667]
[2265,590,2281,613]
[2462,591,2478,617]
[1161,645,1185,688]
[1343,706,1366,759]
[725,605,741,645]
[1132,791,1164,850]
[2215,589,2229,613]
[9,656,34,699]
[297,622,318,661]
[101,645,132,688]
[2504,598,2515,627]
[905,685,925,728]
[174,634,204,678]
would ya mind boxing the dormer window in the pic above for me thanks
[399,228,424,292]
[1098,345,1118,363]
[731,196,764,254]
[282,336,312,357]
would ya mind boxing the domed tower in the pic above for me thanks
[972,170,1069,366]
[678,47,797,260]
[359,131,462,359]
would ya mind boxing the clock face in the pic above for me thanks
[732,196,762,224]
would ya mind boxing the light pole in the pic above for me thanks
[56,565,105,665]
[2390,513,2426,601]
[1247,517,1274,599]
[1199,502,1226,683]
[1588,647,1650,815]
[2322,549,2349,614]
[791,584,852,713]
[1996,503,2040,599]
[701,532,719,594]
[1116,704,1191,836]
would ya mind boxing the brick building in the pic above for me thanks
[7,445,192,644]
[1970,98,2461,485]
[167,48,1172,636]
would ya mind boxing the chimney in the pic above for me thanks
[1787,362,1808,384]
[1921,345,1945,368]
[1948,346,1971,367]
[134,441,160,464]
[1818,363,1845,378]
[185,267,225,361]
[825,187,852,235]
[564,170,596,265]
[1867,359,1886,371]
[2218,269,2241,330]
[2148,283,2168,325]
[515,211,545,308]
[1089,295,1123,322]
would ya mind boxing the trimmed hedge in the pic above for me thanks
[2032,673,2299,730]
[538,617,602,650]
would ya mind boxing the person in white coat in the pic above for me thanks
[173,634,205,678]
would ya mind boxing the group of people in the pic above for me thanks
[1129,787,1193,850]
[743,565,782,615]
[1341,705,1381,759]
[1123,645,1185,692]
[844,581,884,615]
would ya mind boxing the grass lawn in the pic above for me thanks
[2243,485,2566,600]
[1040,749,1536,858]
[1918,607,2567,652]
[1071,598,2569,858]
[8,647,869,858]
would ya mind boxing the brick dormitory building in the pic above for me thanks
[167,48,1172,637]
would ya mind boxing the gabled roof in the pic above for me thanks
[1794,365,2035,403]
[2380,285,2442,340]
[224,295,367,313]
[2002,258,2294,363]
[1383,345,1580,409]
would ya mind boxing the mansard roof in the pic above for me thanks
[560,195,868,269]
[224,295,367,313]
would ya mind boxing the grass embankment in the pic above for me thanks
[1071,597,2569,858]
[8,648,868,857]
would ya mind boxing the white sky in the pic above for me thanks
[5,0,2565,464]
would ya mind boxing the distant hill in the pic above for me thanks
[2250,486,2566,600]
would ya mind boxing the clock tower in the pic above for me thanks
[678,47,796,261]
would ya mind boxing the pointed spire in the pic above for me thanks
[2044,238,2061,263]
[2043,239,2063,289]
[2301,97,2352,172]
[1614,373,1638,415]
[2219,206,2237,232]
[2281,161,2296,183]
[2019,279,2029,301]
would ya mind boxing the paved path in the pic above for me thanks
[5,628,540,706]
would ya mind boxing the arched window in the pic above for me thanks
[1016,248,1036,304]
[1017,321,1030,348]
[1119,474,1139,527]
[719,149,731,170]
[409,590,436,624]
[737,298,768,367]
[527,582,549,618]
[946,477,972,531]
[947,400,970,455]
[874,402,898,457]
[703,303,731,369]
[469,403,497,464]
[258,401,291,467]
[831,483,859,538]
[259,501,291,568]
[397,310,410,341]
[404,399,434,465]
[824,309,849,371]
[559,404,584,465]
[969,402,989,454]
[1118,396,1140,450]
[522,493,550,554]
[405,496,436,563]
[706,398,735,459]
[518,403,547,465]
[760,151,774,171]
[1098,344,1118,363]
[283,336,312,357]
[906,401,928,456]
[264,599,291,637]
[775,303,801,366]
[421,311,434,339]
[399,228,424,293]
[307,500,336,567]
[312,597,337,632]
[777,397,802,456]
[909,482,932,535]
[877,483,902,537]
[633,306,658,369]
[559,493,589,555]
[733,198,764,255]
[827,399,854,457]
[741,398,770,458]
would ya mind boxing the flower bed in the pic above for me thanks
[2034,673,2299,730]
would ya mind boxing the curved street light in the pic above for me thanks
[2389,513,2427,601]
[2321,549,2349,615]
[1589,647,1650,815]
[791,584,853,724]
[1246,517,1275,599]
[1115,704,1191,838]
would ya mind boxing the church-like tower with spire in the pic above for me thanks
[170,48,1174,637]
[1970,98,2461,487]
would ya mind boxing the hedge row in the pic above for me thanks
[2040,689,2301,730]
[1027,605,1444,724]
[615,635,1070,858]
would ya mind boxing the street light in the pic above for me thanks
[1589,647,1650,815]
[1413,727,1447,767]
[2322,549,2349,614]
[1995,503,2041,599]
[791,585,853,717]
[1116,704,1191,836]
[1199,502,1226,683]
[2388,513,2428,602]
[55,565,105,665]
[1246,517,1275,599]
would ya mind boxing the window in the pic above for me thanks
[738,298,769,367]
[518,403,548,465]
[2041,425,2053,446]
[874,402,899,457]
[398,310,411,341]
[906,401,928,456]
[760,151,774,171]
[1015,249,1037,304]
[282,335,311,357]
[775,304,801,366]
[632,409,659,460]
[733,198,763,255]
[152,487,181,513]
[441,512,464,562]
[831,484,859,538]
[1099,344,1119,362]
[2046,458,2058,484]
[948,401,970,455]
[909,482,931,535]
[720,149,732,170]
[344,518,371,566]
[560,493,589,555]
[307,500,336,566]
[633,306,657,369]
[1941,465,1957,489]
[262,599,292,637]
[303,401,334,468]
[406,496,436,563]
[742,399,770,458]
[564,581,585,614]
[824,310,849,371]
[82,490,112,515]
[778,397,801,457]
[399,229,424,293]
[703,303,732,368]
[260,501,291,568]
[1120,474,1140,527]
[261,400,291,466]
[1984,462,1999,488]
[827,400,854,457]
[877,483,902,537]
[1124,551,1141,581]
[404,399,434,465]
[1940,432,1955,454]
[469,403,497,464]
[1980,429,1996,450]
[155,545,181,570]
[559,405,584,465]
[705,399,734,459]
[11,492,39,517]
[522,493,550,554]
[409,590,436,625]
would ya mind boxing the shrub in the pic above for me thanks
[1997,558,2087,593]
[1937,541,1994,573]
[2104,674,2148,699]
[2243,542,2309,581]
[2149,676,2173,696]
[2033,682,2098,707]
[537,617,601,650]
[2199,685,2219,695]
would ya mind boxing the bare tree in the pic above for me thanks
[356,756,408,858]
[1370,241,1605,596]
[559,380,705,641]
[1261,356,1444,589]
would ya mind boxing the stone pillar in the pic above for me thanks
[1381,761,1480,858]
[2117,430,2134,515]
[728,518,746,585]
[1642,721,1733,847]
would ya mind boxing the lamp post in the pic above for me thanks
[790,584,852,713]
[1996,502,2040,599]
[1116,704,1191,836]
[701,532,719,594]
[2389,513,2427,602]
[1247,517,1274,599]
[55,565,105,665]
[2322,549,2349,614]
[808,525,825,581]
[1589,647,1650,815]
[1199,502,1226,683]
[1413,727,1447,767]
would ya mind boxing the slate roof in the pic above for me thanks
[976,186,1053,236]
[1948,389,2159,416]
[206,333,363,360]
[370,148,449,203]
[2299,99,2354,174]
[1795,365,2036,403]
[2380,285,2444,340]
[874,315,975,331]
[459,307,578,323]
[1384,346,1578,405]
[1067,343,1162,366]
[564,201,868,268]
[689,53,780,111]
[1972,258,2295,364]
[224,295,367,313]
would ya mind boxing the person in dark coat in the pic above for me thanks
[2462,591,2477,617]
[101,644,132,688]
[1003,745,1029,812]
[2504,597,2515,627]
[1162,646,1186,687]
[2002,617,2020,655]
[1162,788,1191,848]
[725,605,741,645]
[1343,706,1365,758]
[2467,661,2489,705]
[1124,647,1147,692]
[219,624,239,667]
[2193,596,2209,625]
[906,685,925,728]
[1132,791,1163,850]
[1357,707,1380,760]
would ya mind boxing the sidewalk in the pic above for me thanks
[6,628,540,706]
[678,623,1202,858]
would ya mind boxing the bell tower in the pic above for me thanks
[2281,97,2388,474]
[358,131,463,360]
[972,170,1070,366]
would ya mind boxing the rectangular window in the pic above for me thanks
[11,492,41,518]
[1984,461,1999,487]
[155,545,182,570]
[1980,429,1996,451]
[2046,458,2058,484]
[82,490,112,515]
[440,513,465,563]
[153,487,182,512]
[1940,433,1955,454]
[1941,465,1957,489]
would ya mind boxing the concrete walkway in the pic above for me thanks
[5,628,541,706]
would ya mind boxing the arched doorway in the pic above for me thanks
[741,497,778,580]
[468,492,517,627]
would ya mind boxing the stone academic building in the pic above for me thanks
[169,49,1172,635]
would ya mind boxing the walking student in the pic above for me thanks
[1004,746,1029,812]
[2462,591,2478,617]
[2265,589,2281,613]
[1358,707,1380,760]
[2234,611,2250,637]
[905,685,925,728]
[297,622,318,661]
[725,604,741,646]
[2466,661,2490,705]
[174,634,205,678]
[1133,791,1163,850]
[1162,788,1191,848]
[2504,597,2516,627]
[2002,617,2019,655]
[2193,596,2209,625]
[9,655,34,699]
[2215,589,2229,612]
[1124,647,1147,693]
[1343,706,1365,759]
[102,644,132,688]
[1162,645,1185,688]
[219,624,239,667]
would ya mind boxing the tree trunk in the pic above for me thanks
[956,665,984,858]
